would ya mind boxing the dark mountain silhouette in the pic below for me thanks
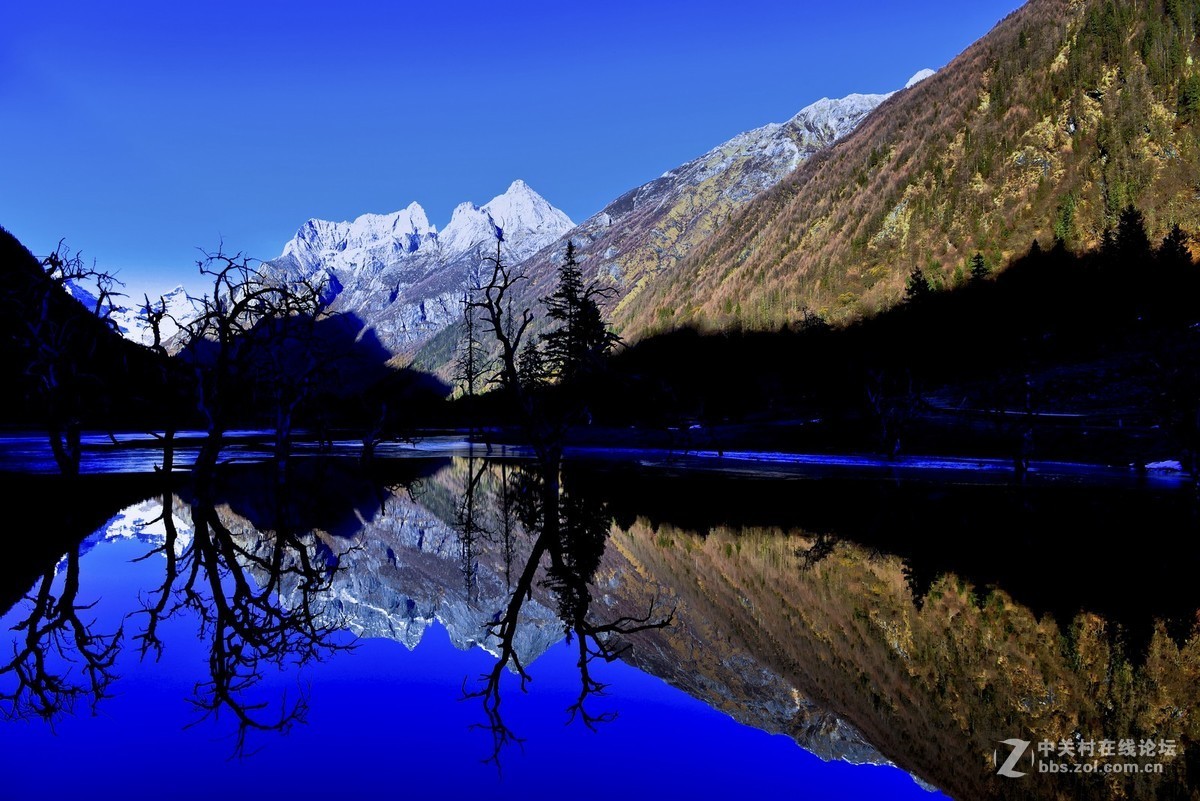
[0,226,449,448]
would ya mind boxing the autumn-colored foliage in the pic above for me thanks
[619,0,1200,339]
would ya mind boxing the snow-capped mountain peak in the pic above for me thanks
[905,68,936,89]
[481,181,574,262]
[344,202,434,247]
[263,181,573,354]
[65,279,202,347]
[788,92,896,141]
[440,201,502,253]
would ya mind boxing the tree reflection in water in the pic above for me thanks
[129,470,356,755]
[0,463,369,755]
[458,457,673,767]
[0,546,122,724]
[0,456,676,764]
[9,455,1198,798]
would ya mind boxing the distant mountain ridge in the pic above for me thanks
[88,71,931,359]
[92,73,927,361]
[263,180,573,356]
[413,79,924,369]
[66,281,201,347]
[240,77,918,370]
[517,85,911,321]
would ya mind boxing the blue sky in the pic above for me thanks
[2,1,1023,298]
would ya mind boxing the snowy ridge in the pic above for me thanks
[498,71,937,345]
[263,180,573,354]
[905,68,936,88]
[275,181,570,280]
[788,91,898,142]
[65,280,202,347]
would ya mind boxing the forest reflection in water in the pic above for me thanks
[1,455,1198,800]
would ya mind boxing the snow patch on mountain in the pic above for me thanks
[905,68,937,88]
[788,91,897,143]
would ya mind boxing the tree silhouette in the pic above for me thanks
[0,547,122,723]
[1158,222,1193,271]
[905,265,933,303]
[455,282,489,399]
[465,237,569,464]
[517,336,547,389]
[139,291,195,473]
[463,464,672,767]
[541,240,620,383]
[1114,204,1152,263]
[466,238,533,395]
[131,478,353,756]
[176,246,325,478]
[969,252,989,282]
[19,242,124,476]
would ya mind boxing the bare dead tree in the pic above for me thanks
[21,242,124,476]
[455,278,489,400]
[465,238,571,466]
[467,239,534,397]
[140,291,188,473]
[128,482,352,756]
[186,501,347,755]
[176,246,326,478]
[460,236,670,765]
[249,287,334,476]
[130,490,182,661]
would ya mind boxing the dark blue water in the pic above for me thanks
[6,445,1197,800]
[0,474,941,801]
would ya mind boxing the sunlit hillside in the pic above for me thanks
[622,0,1200,336]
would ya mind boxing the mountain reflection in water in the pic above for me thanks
[1,455,1197,800]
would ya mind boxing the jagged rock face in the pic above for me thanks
[284,490,564,663]
[263,180,573,356]
[498,86,908,343]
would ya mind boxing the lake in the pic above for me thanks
[1,444,1197,800]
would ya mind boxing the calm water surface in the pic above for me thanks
[1,450,1197,800]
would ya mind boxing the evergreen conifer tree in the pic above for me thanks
[542,241,619,381]
[905,265,932,302]
[1158,222,1193,270]
[969,252,989,282]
